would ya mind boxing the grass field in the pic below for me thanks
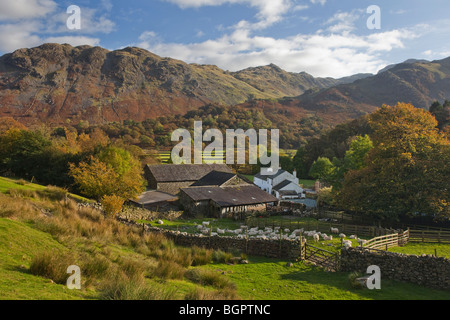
[1,176,449,300]
[200,256,450,300]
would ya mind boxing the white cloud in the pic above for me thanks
[0,1,114,53]
[138,23,416,78]
[0,0,57,21]
[44,36,100,47]
[310,0,326,6]
[0,22,43,52]
[165,0,293,30]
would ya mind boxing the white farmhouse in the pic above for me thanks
[253,168,305,200]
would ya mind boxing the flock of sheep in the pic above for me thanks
[194,221,368,247]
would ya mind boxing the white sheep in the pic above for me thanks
[349,235,357,239]
[339,233,346,239]
[202,221,210,227]
[217,228,225,235]
[234,229,243,234]
[330,227,339,234]
[342,240,352,248]
[313,233,320,242]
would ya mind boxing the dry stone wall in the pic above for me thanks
[340,247,450,290]
[118,219,302,260]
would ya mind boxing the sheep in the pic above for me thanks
[202,221,210,227]
[339,233,346,239]
[196,225,204,230]
[349,235,357,239]
[358,239,368,246]
[217,228,225,235]
[330,227,339,234]
[342,240,352,248]
[313,233,320,242]
[234,229,243,235]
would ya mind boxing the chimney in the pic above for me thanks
[293,169,297,178]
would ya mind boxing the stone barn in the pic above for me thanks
[144,164,232,195]
[179,185,279,218]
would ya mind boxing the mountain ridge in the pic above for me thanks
[0,43,449,129]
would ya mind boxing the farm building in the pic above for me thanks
[254,168,304,200]
[129,190,179,211]
[144,163,232,195]
[179,184,279,218]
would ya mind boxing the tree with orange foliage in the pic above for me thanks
[0,117,27,134]
[338,103,450,222]
[69,147,146,202]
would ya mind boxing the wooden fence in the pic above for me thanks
[408,229,450,244]
[363,229,410,250]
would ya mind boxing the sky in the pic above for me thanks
[0,0,450,78]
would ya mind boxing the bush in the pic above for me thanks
[101,195,125,218]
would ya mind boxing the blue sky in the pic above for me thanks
[1,0,450,77]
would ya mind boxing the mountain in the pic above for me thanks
[1,43,449,130]
[240,56,450,125]
[377,59,429,74]
[0,43,338,125]
[231,64,341,98]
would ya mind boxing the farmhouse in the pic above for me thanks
[253,168,304,200]
[144,163,232,195]
[179,184,279,218]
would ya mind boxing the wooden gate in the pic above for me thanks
[303,243,340,272]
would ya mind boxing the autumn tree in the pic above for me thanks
[338,103,450,222]
[69,147,146,202]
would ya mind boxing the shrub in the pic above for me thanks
[101,195,125,218]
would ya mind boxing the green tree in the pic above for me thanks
[309,157,335,182]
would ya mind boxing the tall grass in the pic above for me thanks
[100,273,176,300]
[185,269,236,290]
[29,251,77,285]
[1,184,239,300]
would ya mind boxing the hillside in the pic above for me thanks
[0,43,338,126]
[290,57,450,115]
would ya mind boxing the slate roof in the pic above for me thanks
[146,164,232,182]
[254,169,286,181]
[131,190,178,206]
[191,171,237,187]
[273,179,297,191]
[181,185,278,207]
